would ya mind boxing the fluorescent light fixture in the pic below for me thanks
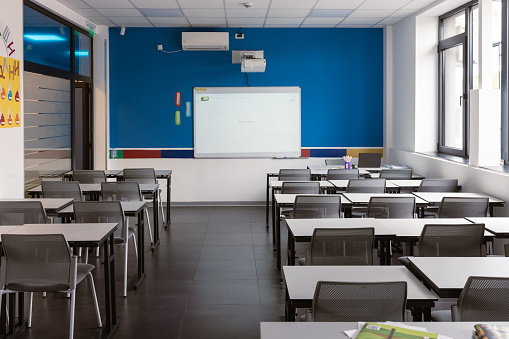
[75,51,89,56]
[140,8,183,17]
[308,9,353,18]
[24,34,66,41]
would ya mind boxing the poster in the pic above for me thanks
[0,56,20,128]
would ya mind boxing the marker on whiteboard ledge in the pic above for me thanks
[272,156,301,159]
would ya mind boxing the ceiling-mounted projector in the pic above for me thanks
[241,58,266,72]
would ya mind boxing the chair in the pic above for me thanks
[437,197,489,218]
[379,168,412,179]
[0,201,47,224]
[309,228,375,265]
[418,179,458,192]
[431,276,509,322]
[41,181,84,201]
[0,234,102,339]
[292,195,341,219]
[346,178,386,193]
[278,169,311,181]
[325,158,345,166]
[413,223,486,257]
[367,196,415,219]
[357,153,382,168]
[281,182,320,194]
[73,201,136,297]
[123,168,165,228]
[72,170,106,183]
[311,281,407,322]
[326,169,359,180]
[102,181,154,243]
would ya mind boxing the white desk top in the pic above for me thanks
[375,218,478,238]
[270,181,334,189]
[7,223,117,243]
[413,192,504,204]
[286,218,395,237]
[139,183,159,193]
[57,200,146,215]
[388,180,422,188]
[0,198,73,211]
[29,183,101,193]
[0,226,21,236]
[268,167,371,176]
[342,193,427,205]
[274,194,328,205]
[329,180,397,189]
[466,217,509,235]
[283,265,437,301]
[408,257,509,290]
[260,322,506,339]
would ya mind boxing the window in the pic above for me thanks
[438,2,478,157]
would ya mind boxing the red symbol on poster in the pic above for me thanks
[175,92,181,107]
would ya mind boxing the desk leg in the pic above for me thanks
[287,232,296,266]
[151,191,160,251]
[134,209,146,290]
[266,174,270,228]
[272,190,276,252]
[103,234,118,335]
[165,175,171,228]
[276,202,283,283]
[285,289,295,322]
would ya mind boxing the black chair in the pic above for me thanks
[278,169,311,181]
[326,169,359,180]
[379,168,412,179]
[0,201,47,224]
[325,158,345,166]
[418,179,458,192]
[358,153,382,168]
[41,181,84,201]
[413,223,486,257]
[292,195,341,219]
[367,196,415,219]
[311,281,407,322]
[72,170,106,183]
[346,178,386,193]
[432,276,509,322]
[437,197,489,218]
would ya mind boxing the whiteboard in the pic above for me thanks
[193,87,301,158]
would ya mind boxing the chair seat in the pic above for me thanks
[431,309,452,322]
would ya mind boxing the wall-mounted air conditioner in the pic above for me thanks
[182,32,229,51]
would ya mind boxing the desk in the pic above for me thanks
[6,223,119,337]
[329,179,398,192]
[406,257,509,298]
[341,193,428,218]
[466,217,509,237]
[27,183,102,201]
[412,192,505,217]
[139,183,160,250]
[284,218,394,270]
[260,321,508,339]
[63,169,123,180]
[0,198,73,216]
[283,265,437,321]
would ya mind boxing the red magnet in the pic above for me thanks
[175,92,181,107]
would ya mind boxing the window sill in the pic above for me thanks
[417,152,469,165]
[480,165,509,174]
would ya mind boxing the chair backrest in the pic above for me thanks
[326,169,359,180]
[123,168,157,184]
[346,178,386,193]
[312,281,407,322]
[310,228,375,265]
[293,195,341,219]
[72,170,106,184]
[379,168,412,179]
[101,181,143,201]
[0,201,47,225]
[438,197,489,218]
[418,179,458,192]
[41,181,83,201]
[357,153,382,168]
[416,223,485,257]
[281,182,320,194]
[278,169,311,181]
[325,158,345,166]
[367,196,415,219]
[456,276,509,321]
[73,201,126,240]
[1,234,72,292]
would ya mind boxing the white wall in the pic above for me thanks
[0,1,24,198]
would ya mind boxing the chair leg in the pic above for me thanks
[87,273,102,328]
[28,292,33,328]
[145,208,154,244]
[158,191,165,224]
[69,289,76,339]
[123,243,128,297]
[132,234,138,261]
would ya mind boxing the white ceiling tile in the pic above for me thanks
[264,24,301,27]
[130,0,179,9]
[391,9,417,17]
[188,17,227,25]
[337,24,372,28]
[182,9,225,17]
[56,0,91,9]
[301,24,338,27]
[377,17,404,25]
[314,0,365,10]
[349,9,396,18]
[265,17,304,24]
[341,17,381,24]
[226,9,267,17]
[227,17,265,25]
[303,17,343,24]
[177,0,224,8]
[267,9,310,17]
[225,0,271,8]
[84,16,116,25]
[270,0,318,10]
[402,0,436,10]
[358,0,412,10]
[96,8,143,16]
[372,25,385,28]
[153,23,190,27]
[228,24,263,27]
[110,16,152,24]
[83,0,134,9]
[148,17,189,24]
[72,8,101,16]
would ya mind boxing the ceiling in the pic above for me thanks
[54,0,439,28]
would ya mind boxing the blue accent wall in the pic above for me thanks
[109,27,383,149]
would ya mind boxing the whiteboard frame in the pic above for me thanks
[193,86,301,158]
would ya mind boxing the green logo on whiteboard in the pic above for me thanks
[201,96,209,101]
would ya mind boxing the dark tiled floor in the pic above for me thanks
[10,206,286,339]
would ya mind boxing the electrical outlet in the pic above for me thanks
[235,33,244,39]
